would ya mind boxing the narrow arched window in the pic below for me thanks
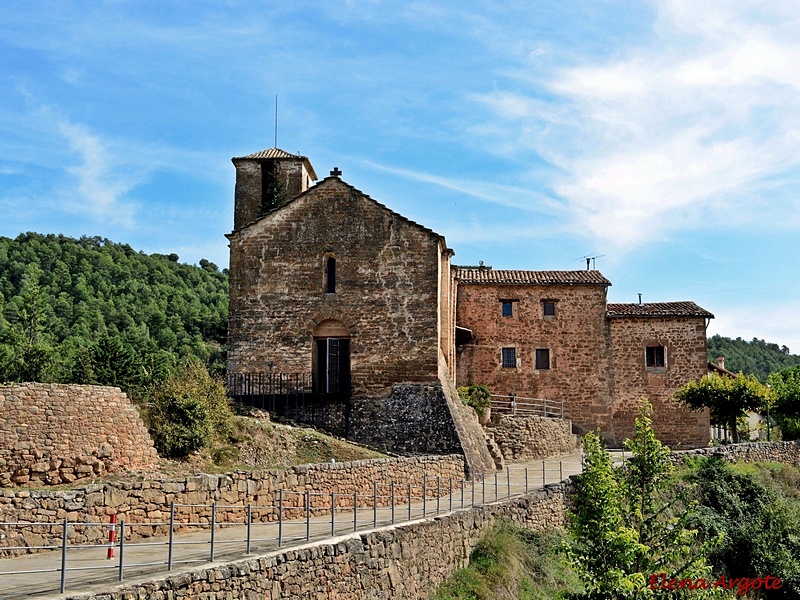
[326,257,336,293]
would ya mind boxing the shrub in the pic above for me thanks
[458,384,491,418]
[147,359,232,458]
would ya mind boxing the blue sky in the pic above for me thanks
[2,1,800,351]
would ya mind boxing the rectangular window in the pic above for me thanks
[501,347,516,368]
[543,301,556,317]
[501,300,513,317]
[535,348,550,370]
[646,346,666,368]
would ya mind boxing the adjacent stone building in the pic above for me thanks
[227,148,711,461]
[454,269,712,447]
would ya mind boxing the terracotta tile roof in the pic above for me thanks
[231,147,318,183]
[607,302,714,318]
[233,147,304,160]
[456,268,611,286]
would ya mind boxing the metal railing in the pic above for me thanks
[227,372,313,416]
[0,459,583,597]
[490,394,565,419]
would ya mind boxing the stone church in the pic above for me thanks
[226,148,710,473]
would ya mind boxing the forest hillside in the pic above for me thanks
[0,232,228,394]
[707,334,800,382]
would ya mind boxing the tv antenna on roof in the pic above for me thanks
[573,254,605,270]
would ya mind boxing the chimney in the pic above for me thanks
[638,293,643,305]
[717,356,725,370]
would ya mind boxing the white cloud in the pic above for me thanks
[362,159,563,214]
[57,120,138,226]
[476,0,800,252]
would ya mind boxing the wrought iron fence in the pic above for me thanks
[227,372,315,419]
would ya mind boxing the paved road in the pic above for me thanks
[0,454,583,599]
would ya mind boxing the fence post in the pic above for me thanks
[507,466,511,498]
[305,492,311,542]
[471,477,475,507]
[210,502,217,562]
[461,479,464,509]
[494,471,498,501]
[278,490,283,548]
[422,476,427,518]
[449,478,453,512]
[525,467,529,493]
[60,518,68,593]
[118,520,125,582]
[407,484,412,521]
[373,482,377,528]
[247,504,252,554]
[391,483,395,524]
[353,491,358,532]
[168,502,175,570]
[542,461,546,486]
[560,461,563,481]
[330,492,335,537]
[482,474,485,505]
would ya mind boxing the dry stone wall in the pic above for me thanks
[60,480,574,600]
[488,414,579,462]
[0,455,465,553]
[0,384,158,487]
[671,440,800,466]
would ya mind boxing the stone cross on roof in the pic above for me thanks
[330,167,342,177]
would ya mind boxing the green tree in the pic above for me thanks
[767,365,800,440]
[689,458,800,598]
[147,359,232,458]
[676,373,769,443]
[563,431,643,597]
[565,404,722,599]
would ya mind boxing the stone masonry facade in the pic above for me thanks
[608,312,711,447]
[227,151,495,475]
[455,269,712,447]
[0,383,158,487]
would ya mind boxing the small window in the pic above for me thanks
[501,300,513,317]
[325,257,336,293]
[535,348,550,370]
[501,347,517,368]
[646,346,666,368]
[543,301,556,317]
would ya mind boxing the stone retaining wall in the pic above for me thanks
[488,414,579,461]
[62,480,574,600]
[0,383,158,487]
[671,440,800,466]
[0,455,465,553]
